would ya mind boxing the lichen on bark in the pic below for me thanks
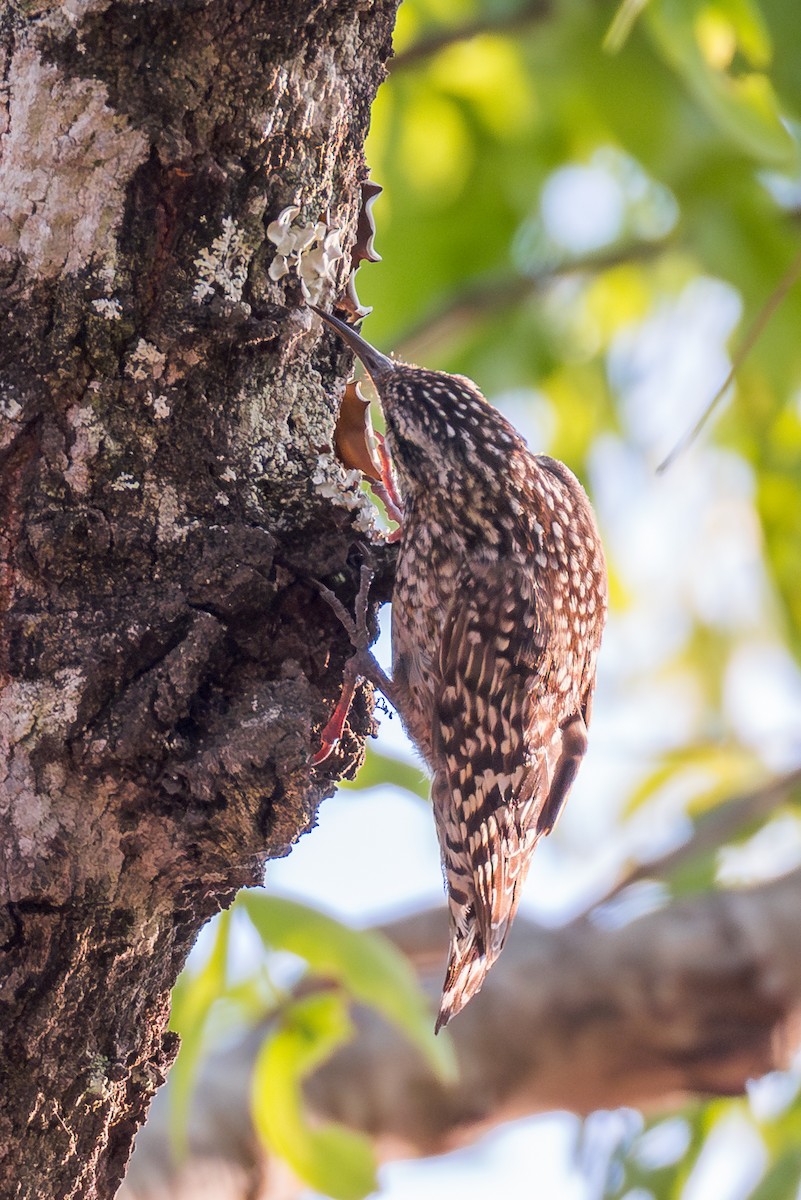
[0,1,399,1196]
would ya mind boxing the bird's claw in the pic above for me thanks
[312,562,375,653]
[372,433,404,539]
[309,562,376,765]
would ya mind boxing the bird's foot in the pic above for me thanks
[310,563,395,765]
[309,656,363,766]
[373,432,403,543]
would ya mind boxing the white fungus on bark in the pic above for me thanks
[266,205,346,303]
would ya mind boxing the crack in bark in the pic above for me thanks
[0,1,400,1194]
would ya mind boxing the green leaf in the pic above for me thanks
[747,1150,801,1200]
[622,742,759,818]
[646,0,797,168]
[240,891,457,1082]
[340,744,430,800]
[707,0,772,67]
[665,846,720,898]
[604,0,654,54]
[168,907,232,1158]
[250,992,378,1200]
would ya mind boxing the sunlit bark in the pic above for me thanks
[0,3,397,1195]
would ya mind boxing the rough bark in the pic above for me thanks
[0,2,398,1197]
[124,869,801,1199]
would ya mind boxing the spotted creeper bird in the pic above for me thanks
[311,304,607,1030]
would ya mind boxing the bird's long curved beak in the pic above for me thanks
[309,304,396,385]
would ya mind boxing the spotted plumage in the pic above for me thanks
[312,306,607,1029]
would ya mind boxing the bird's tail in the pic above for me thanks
[435,857,533,1031]
[435,931,491,1032]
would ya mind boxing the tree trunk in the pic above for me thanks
[0,2,398,1196]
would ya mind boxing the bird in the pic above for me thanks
[310,303,607,1030]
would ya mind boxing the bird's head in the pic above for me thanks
[311,305,519,495]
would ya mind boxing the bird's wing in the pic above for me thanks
[432,558,589,1027]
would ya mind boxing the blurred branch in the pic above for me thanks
[594,763,801,909]
[395,237,672,355]
[124,865,801,1199]
[390,0,551,72]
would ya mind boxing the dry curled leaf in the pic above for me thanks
[343,180,383,319]
[334,380,381,481]
[352,181,383,269]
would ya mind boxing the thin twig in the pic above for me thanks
[658,244,801,474]
[590,764,801,912]
[395,237,671,353]
[390,0,551,72]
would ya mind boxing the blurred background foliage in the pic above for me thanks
[166,0,801,1196]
